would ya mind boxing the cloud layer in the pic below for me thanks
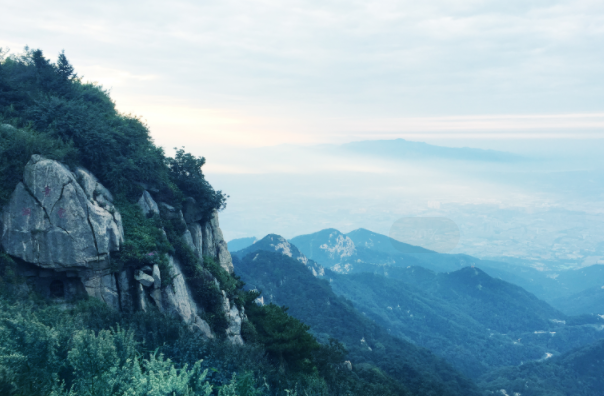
[2,0,604,148]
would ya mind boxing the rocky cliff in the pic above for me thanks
[0,155,243,343]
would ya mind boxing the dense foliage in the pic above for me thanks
[0,292,278,395]
[0,47,226,217]
[329,268,604,378]
[479,339,604,396]
[233,250,482,396]
[286,227,604,379]
[0,48,389,395]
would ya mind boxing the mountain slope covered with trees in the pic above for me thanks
[232,246,481,396]
[1,48,454,395]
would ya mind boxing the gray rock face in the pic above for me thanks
[187,223,204,259]
[80,270,120,310]
[135,191,214,338]
[162,255,213,339]
[1,158,238,343]
[152,264,161,289]
[201,211,234,273]
[183,197,203,224]
[137,191,159,216]
[117,269,135,312]
[1,156,123,269]
[137,283,150,312]
[221,290,244,345]
[134,270,154,287]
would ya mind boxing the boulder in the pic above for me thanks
[134,270,154,287]
[152,264,161,289]
[0,156,237,342]
[74,167,114,207]
[137,190,159,217]
[201,211,234,273]
[1,155,123,270]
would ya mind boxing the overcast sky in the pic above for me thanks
[2,0,604,155]
[3,0,604,255]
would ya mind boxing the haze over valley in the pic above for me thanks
[2,0,604,394]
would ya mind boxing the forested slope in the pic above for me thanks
[479,340,604,396]
[1,48,447,395]
[233,241,482,396]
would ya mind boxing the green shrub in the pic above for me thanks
[0,124,78,207]
[203,255,245,308]
[244,302,320,373]
[161,213,229,335]
[112,198,174,286]
[0,252,22,287]
[167,148,227,220]
[0,48,226,218]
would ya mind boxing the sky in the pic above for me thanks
[2,0,604,150]
[2,0,604,263]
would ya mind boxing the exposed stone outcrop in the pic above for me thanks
[1,156,124,309]
[234,234,325,277]
[187,223,204,259]
[137,190,160,216]
[202,211,234,273]
[1,155,242,344]
[135,270,154,287]
[1,155,123,269]
[139,190,243,342]
[222,290,244,345]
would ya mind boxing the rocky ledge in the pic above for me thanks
[1,155,244,344]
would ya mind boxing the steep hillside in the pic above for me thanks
[233,239,482,396]
[290,228,436,273]
[552,285,604,315]
[292,228,604,312]
[234,234,325,277]
[272,229,604,378]
[1,49,422,396]
[329,268,604,378]
[479,340,604,396]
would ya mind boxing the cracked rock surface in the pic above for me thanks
[1,155,124,269]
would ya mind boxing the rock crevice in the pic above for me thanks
[1,155,243,343]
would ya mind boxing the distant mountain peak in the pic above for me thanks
[227,236,257,252]
[234,234,325,277]
[319,232,356,260]
[338,139,521,162]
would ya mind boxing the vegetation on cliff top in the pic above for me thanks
[0,47,226,217]
[0,49,434,395]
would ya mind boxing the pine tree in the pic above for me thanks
[56,50,76,81]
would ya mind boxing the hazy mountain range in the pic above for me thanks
[214,138,604,272]
[228,228,604,393]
